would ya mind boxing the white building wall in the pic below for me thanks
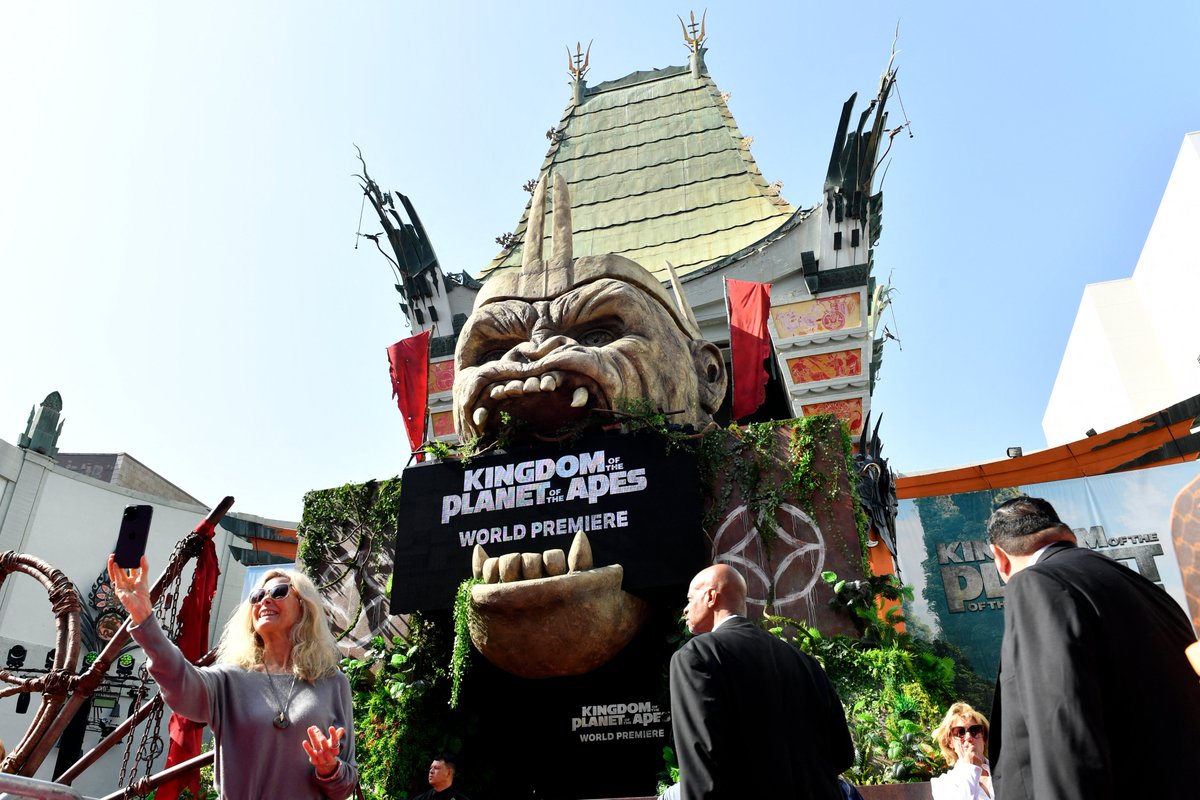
[0,438,250,791]
[1133,133,1200,397]
[1044,132,1200,444]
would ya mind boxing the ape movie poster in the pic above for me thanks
[895,461,1196,680]
[390,428,705,613]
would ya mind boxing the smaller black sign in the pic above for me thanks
[391,429,705,613]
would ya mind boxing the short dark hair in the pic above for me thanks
[986,496,1071,555]
[436,754,457,774]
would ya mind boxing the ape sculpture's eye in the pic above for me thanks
[477,345,512,364]
[579,328,615,347]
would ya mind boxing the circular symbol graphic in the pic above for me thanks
[712,503,826,610]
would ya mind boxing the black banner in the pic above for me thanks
[391,429,705,613]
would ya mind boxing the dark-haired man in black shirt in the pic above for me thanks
[413,754,470,800]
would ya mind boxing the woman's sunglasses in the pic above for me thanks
[951,724,985,739]
[249,584,291,604]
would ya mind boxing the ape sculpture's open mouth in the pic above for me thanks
[460,367,609,440]
[467,532,647,678]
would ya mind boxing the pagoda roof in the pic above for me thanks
[482,60,803,282]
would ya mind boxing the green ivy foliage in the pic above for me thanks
[771,570,988,785]
[450,578,480,708]
[696,415,870,575]
[341,619,459,799]
[297,477,404,591]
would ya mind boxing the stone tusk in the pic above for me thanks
[472,407,489,427]
[568,531,593,572]
[570,386,589,408]
[472,544,490,579]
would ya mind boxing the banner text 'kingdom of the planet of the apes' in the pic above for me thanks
[390,429,706,613]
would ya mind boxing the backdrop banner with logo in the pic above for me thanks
[895,460,1196,680]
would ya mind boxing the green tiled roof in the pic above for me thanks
[482,62,801,281]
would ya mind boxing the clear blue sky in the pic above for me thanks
[2,2,1197,522]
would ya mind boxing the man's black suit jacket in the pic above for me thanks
[991,542,1200,800]
[669,615,853,800]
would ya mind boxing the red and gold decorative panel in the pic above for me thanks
[430,410,456,438]
[428,360,456,395]
[770,293,862,339]
[786,348,862,384]
[801,397,864,436]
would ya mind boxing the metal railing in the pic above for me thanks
[0,773,94,800]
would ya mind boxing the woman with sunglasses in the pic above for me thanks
[108,557,358,800]
[930,702,992,799]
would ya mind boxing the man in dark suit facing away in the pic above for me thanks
[668,563,853,799]
[987,496,1200,800]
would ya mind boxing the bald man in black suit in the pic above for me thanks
[668,563,853,799]
[987,496,1200,800]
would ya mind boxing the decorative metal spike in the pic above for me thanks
[678,10,707,53]
[567,40,592,82]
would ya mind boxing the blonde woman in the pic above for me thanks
[109,557,357,800]
[931,702,992,800]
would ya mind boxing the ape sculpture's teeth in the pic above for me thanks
[570,386,589,408]
[472,532,593,583]
[472,407,488,427]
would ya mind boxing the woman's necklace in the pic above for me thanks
[264,668,298,729]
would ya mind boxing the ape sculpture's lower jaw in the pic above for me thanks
[466,533,648,678]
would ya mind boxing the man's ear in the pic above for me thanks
[690,340,728,414]
[991,544,1013,583]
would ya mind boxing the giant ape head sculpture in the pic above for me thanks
[448,174,728,677]
[453,174,727,441]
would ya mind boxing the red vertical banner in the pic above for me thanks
[726,279,772,420]
[387,330,431,456]
[156,531,220,800]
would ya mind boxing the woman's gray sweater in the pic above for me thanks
[130,616,358,800]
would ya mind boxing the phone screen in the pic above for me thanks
[113,505,153,569]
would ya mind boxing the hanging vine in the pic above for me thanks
[696,415,871,574]
[449,578,480,708]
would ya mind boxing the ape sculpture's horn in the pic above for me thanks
[522,174,548,272]
[516,172,574,298]
[474,171,698,339]
[550,173,572,267]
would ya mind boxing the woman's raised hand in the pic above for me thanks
[302,725,345,779]
[106,555,153,625]
[955,735,979,766]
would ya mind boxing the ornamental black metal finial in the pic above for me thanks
[678,9,707,53]
[567,40,591,82]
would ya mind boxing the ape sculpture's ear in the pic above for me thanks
[690,339,728,415]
